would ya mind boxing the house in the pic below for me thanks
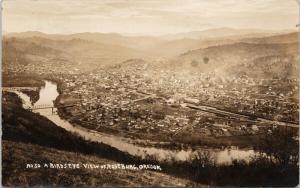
[251,125,259,132]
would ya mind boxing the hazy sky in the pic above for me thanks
[3,0,299,34]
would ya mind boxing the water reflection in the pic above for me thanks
[217,149,256,164]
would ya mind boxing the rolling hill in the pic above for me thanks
[168,32,299,79]
[4,30,298,71]
[3,36,148,69]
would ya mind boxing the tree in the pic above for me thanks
[257,127,299,166]
[203,57,209,64]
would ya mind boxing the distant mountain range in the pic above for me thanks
[3,35,148,67]
[4,28,299,77]
[7,27,288,40]
[6,28,295,58]
[158,27,294,40]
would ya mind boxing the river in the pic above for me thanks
[16,80,257,164]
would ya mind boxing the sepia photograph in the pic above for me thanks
[2,0,299,187]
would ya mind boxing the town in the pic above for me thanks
[4,56,299,148]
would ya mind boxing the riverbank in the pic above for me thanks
[55,93,261,150]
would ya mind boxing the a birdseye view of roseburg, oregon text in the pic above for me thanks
[1,0,300,187]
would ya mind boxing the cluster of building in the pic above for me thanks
[40,60,298,140]
[5,58,299,141]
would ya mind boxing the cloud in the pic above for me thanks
[3,0,298,34]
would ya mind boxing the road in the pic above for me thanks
[129,88,299,128]
[185,103,299,128]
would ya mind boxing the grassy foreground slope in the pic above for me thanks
[2,92,192,187]
[2,140,191,187]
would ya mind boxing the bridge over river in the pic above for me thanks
[25,104,75,114]
[2,87,39,92]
